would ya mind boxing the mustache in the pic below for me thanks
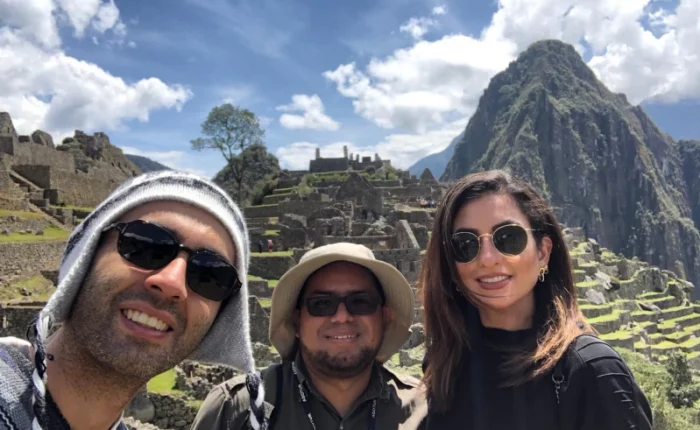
[113,288,186,328]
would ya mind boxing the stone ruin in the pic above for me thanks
[0,112,141,226]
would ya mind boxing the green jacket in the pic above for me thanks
[190,354,427,430]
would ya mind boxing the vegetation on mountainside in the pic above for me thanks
[125,154,172,173]
[191,103,266,202]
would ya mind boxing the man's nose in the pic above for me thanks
[143,251,189,301]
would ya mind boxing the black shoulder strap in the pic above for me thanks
[553,334,606,430]
[261,364,284,428]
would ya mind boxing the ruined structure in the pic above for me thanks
[309,145,391,173]
[0,112,141,222]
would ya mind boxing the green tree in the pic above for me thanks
[190,103,265,202]
[213,144,281,206]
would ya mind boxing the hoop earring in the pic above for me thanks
[539,266,548,282]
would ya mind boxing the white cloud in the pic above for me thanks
[324,37,514,133]
[276,94,340,131]
[399,17,437,40]
[399,5,448,41]
[0,2,192,139]
[0,0,60,48]
[431,5,447,16]
[324,0,700,168]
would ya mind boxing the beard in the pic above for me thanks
[65,269,213,381]
[300,340,380,379]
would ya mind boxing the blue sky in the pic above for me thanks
[2,0,700,178]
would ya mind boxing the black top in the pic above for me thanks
[424,326,653,430]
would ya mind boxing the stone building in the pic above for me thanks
[0,112,141,211]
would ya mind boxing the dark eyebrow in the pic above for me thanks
[454,219,521,235]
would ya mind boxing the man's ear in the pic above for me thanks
[382,305,393,331]
[293,309,300,338]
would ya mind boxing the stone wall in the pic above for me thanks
[48,168,120,207]
[12,164,121,207]
[278,178,301,189]
[0,142,75,171]
[309,158,349,173]
[374,248,422,283]
[0,304,43,337]
[324,235,392,250]
[146,393,198,430]
[244,204,280,219]
[249,255,296,279]
[370,180,401,187]
[392,220,420,250]
[12,165,52,188]
[0,241,66,280]
[248,296,270,344]
[381,185,442,200]
[279,200,336,218]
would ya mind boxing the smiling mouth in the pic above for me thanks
[478,275,511,283]
[326,334,359,340]
[121,309,172,332]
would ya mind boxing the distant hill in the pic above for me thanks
[441,39,700,293]
[408,131,462,178]
[125,154,172,173]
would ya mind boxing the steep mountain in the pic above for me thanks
[679,140,700,230]
[125,154,172,173]
[441,39,700,291]
[408,131,463,177]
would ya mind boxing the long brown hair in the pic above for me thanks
[419,170,593,411]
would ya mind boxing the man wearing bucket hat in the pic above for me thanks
[0,171,267,430]
[192,242,428,429]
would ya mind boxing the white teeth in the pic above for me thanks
[123,309,169,332]
[480,275,509,283]
[330,335,357,339]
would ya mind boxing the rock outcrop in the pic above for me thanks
[441,39,700,294]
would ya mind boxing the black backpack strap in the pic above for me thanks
[553,333,603,430]
[255,364,285,428]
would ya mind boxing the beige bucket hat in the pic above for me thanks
[269,242,415,363]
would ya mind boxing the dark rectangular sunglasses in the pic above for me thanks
[103,220,241,302]
[450,223,539,264]
[303,293,383,317]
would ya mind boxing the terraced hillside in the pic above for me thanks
[566,228,700,367]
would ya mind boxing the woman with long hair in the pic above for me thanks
[419,170,652,429]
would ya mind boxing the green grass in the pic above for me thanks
[576,280,600,288]
[258,298,271,308]
[251,251,293,257]
[600,330,633,341]
[268,280,278,288]
[0,210,44,219]
[586,309,622,324]
[651,341,681,350]
[147,368,177,393]
[0,275,55,301]
[51,204,94,212]
[264,230,280,236]
[0,227,69,243]
[248,274,265,281]
[579,303,612,310]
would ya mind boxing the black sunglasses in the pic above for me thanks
[303,293,383,317]
[103,220,241,302]
[450,223,539,264]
